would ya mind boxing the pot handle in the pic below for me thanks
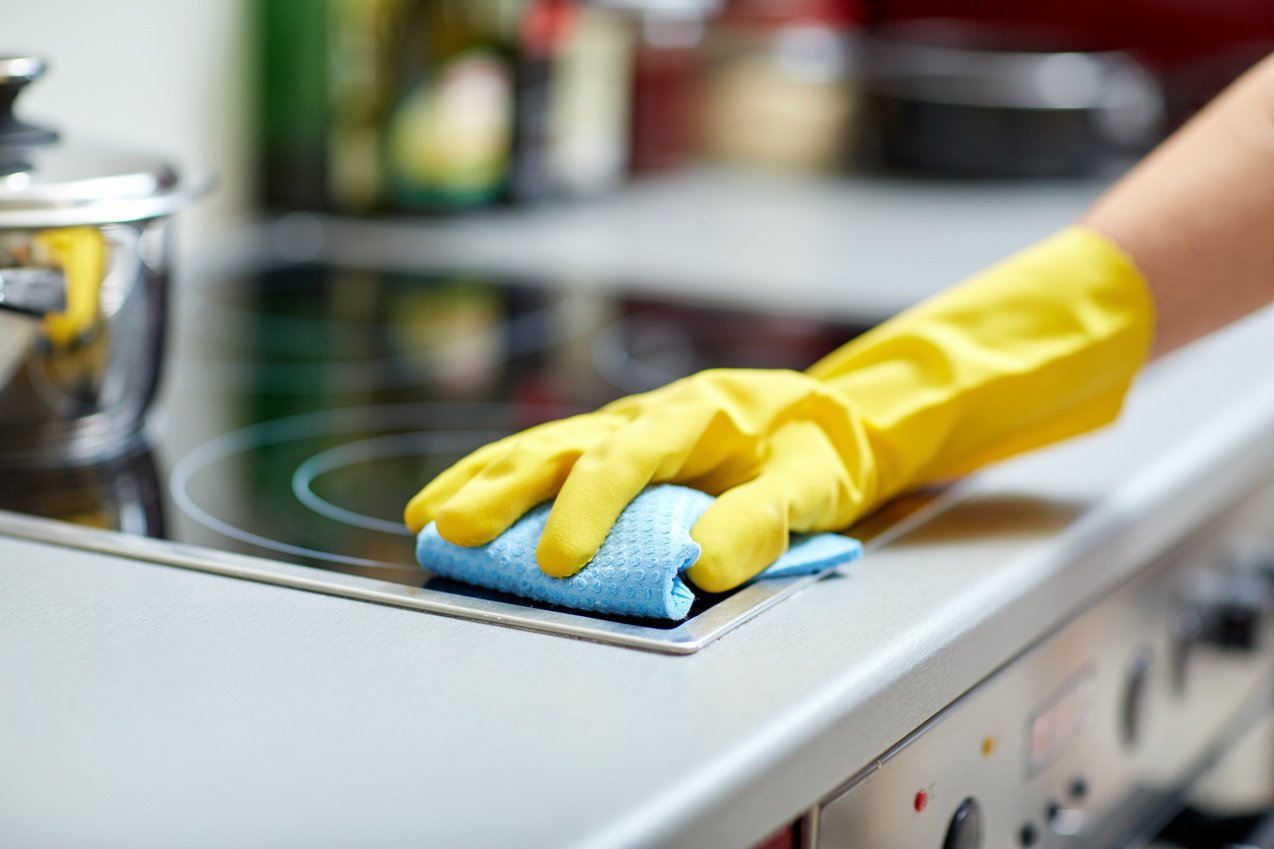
[0,266,67,316]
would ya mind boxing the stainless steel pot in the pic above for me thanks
[860,20,1165,177]
[0,57,208,466]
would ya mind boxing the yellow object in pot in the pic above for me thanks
[37,226,106,349]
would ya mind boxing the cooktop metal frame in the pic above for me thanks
[0,507,881,654]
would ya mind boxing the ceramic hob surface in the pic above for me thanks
[0,263,868,649]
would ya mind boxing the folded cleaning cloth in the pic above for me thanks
[416,484,862,620]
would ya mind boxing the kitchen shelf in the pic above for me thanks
[252,166,1117,322]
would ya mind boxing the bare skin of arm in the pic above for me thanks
[1082,54,1274,356]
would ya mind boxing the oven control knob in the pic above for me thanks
[942,797,983,849]
[1121,647,1154,747]
[1200,572,1269,652]
[1170,607,1203,695]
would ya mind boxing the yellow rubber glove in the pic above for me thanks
[405,227,1154,592]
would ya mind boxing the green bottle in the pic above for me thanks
[258,0,332,210]
[385,0,515,211]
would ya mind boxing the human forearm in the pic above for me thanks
[1082,54,1274,356]
[809,229,1152,491]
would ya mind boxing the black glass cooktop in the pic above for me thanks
[0,263,865,626]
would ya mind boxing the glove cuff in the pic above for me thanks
[806,226,1156,496]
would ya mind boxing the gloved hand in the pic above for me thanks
[409,369,878,592]
[405,227,1155,592]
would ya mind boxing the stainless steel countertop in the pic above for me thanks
[4,176,1274,849]
[7,307,1274,849]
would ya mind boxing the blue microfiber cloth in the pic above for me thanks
[416,484,862,620]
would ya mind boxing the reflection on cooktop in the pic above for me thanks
[0,447,166,538]
[169,402,518,575]
[2,263,865,624]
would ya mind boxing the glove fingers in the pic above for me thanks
[759,422,855,531]
[433,442,579,547]
[685,480,792,594]
[422,412,619,543]
[403,438,510,533]
[537,410,715,577]
[687,423,848,593]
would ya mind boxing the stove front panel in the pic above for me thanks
[816,476,1274,849]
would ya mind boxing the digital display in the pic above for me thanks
[1028,667,1097,777]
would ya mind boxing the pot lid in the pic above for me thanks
[0,56,210,227]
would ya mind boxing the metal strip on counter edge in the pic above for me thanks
[0,509,844,655]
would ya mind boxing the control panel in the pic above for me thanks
[815,479,1274,848]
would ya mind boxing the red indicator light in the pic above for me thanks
[914,790,929,813]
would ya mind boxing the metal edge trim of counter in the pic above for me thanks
[0,508,845,654]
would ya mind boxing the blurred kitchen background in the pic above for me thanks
[7,0,1274,279]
